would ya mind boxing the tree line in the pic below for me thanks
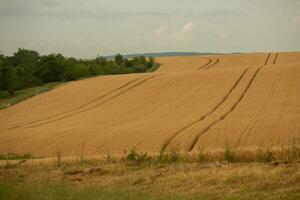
[0,49,156,96]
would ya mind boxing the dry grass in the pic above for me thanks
[1,143,300,199]
[0,155,299,200]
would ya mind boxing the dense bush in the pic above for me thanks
[0,49,156,96]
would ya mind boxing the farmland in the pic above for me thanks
[0,52,300,157]
[1,52,300,199]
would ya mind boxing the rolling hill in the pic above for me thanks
[0,52,299,157]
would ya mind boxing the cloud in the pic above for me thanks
[172,21,194,38]
[154,25,168,36]
[179,21,193,35]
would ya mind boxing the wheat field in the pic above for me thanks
[0,52,299,157]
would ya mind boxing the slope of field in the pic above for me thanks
[0,52,299,157]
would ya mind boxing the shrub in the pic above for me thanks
[123,147,151,165]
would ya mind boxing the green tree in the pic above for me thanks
[0,49,158,97]
[138,56,146,65]
[149,57,155,64]
[12,48,39,66]
[36,54,65,83]
[123,59,133,68]
[114,53,124,65]
[13,48,40,87]
[0,59,12,92]
[95,56,107,66]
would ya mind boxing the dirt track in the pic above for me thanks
[0,52,299,157]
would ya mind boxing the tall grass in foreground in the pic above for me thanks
[2,139,300,167]
[3,180,297,200]
[1,162,300,200]
[118,140,300,166]
[0,182,187,200]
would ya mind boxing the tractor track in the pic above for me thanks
[23,74,160,129]
[161,67,250,150]
[188,52,276,151]
[188,66,262,151]
[233,52,279,148]
[264,53,272,65]
[204,58,220,70]
[273,53,279,64]
[6,75,148,130]
[198,58,212,70]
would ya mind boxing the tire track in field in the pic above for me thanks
[6,75,148,130]
[233,52,280,147]
[198,58,212,70]
[188,66,262,151]
[161,67,250,150]
[273,53,279,64]
[188,52,274,151]
[24,74,160,129]
[204,58,220,70]
[234,72,277,149]
[264,53,272,65]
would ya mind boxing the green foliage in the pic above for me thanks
[0,48,158,100]
[114,53,124,65]
[0,153,32,160]
[123,147,151,165]
[149,57,155,64]
[122,146,182,166]
[0,83,59,109]
[169,147,180,163]
[0,182,189,200]
[36,54,65,83]
[95,56,107,66]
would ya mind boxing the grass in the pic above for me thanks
[146,63,160,73]
[121,146,183,166]
[1,181,298,200]
[0,153,32,160]
[119,141,300,167]
[0,182,186,200]
[0,82,60,109]
[0,161,299,200]
[0,139,299,199]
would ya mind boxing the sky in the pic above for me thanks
[0,0,299,58]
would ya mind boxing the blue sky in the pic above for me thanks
[0,0,299,58]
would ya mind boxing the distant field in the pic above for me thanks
[0,52,300,157]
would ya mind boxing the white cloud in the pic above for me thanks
[154,25,168,36]
[172,21,194,38]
